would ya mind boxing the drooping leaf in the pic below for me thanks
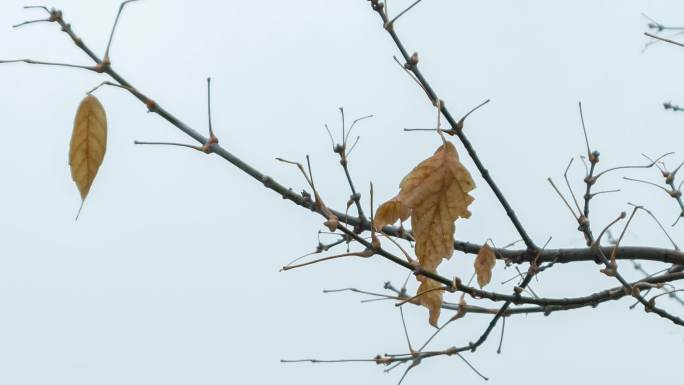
[400,141,475,270]
[375,140,475,325]
[474,243,496,288]
[416,276,443,327]
[69,94,107,216]
[375,141,475,269]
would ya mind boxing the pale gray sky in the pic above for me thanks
[1,1,683,384]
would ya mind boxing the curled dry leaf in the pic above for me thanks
[69,94,107,217]
[375,141,475,324]
[416,276,444,327]
[374,197,411,231]
[454,294,467,320]
[474,243,496,288]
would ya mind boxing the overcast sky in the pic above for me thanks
[1,1,684,384]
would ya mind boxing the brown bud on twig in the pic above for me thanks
[50,9,62,22]
[145,99,158,112]
[589,150,600,164]
[410,52,419,66]
[374,354,392,366]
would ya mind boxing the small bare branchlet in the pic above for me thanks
[324,108,373,228]
[134,78,220,154]
[664,101,684,112]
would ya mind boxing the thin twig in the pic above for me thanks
[0,58,96,71]
[103,0,142,63]
[645,32,684,48]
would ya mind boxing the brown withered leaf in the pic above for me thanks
[375,140,475,326]
[69,94,107,217]
[383,141,475,269]
[416,276,443,327]
[474,243,496,288]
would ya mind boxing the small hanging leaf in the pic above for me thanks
[69,94,107,218]
[474,243,496,288]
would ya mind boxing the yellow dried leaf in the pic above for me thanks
[416,276,443,327]
[69,95,107,213]
[373,197,411,231]
[382,141,475,269]
[375,141,475,326]
[474,243,496,288]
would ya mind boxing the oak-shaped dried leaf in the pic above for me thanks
[474,243,496,288]
[397,141,475,270]
[375,141,475,327]
[416,276,443,327]
[69,95,107,213]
